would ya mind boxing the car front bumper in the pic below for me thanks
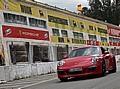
[57,64,101,79]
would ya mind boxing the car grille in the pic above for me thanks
[58,66,96,75]
[68,71,82,74]
[57,70,65,75]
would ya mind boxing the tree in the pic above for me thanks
[111,0,120,25]
[102,0,112,23]
[81,0,120,26]
[89,0,103,20]
[81,7,89,15]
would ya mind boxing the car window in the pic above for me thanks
[69,47,100,58]
[91,47,100,56]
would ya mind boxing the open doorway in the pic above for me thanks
[33,45,49,62]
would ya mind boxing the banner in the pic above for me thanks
[108,26,120,37]
[2,25,49,41]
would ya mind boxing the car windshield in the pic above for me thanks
[69,47,100,58]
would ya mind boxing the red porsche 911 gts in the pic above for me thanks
[57,46,116,81]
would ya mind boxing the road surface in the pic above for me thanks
[1,63,120,89]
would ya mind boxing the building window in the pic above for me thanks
[89,34,97,41]
[73,20,77,27]
[109,37,120,43]
[52,28,60,36]
[73,32,78,38]
[61,30,68,37]
[78,33,83,39]
[4,13,27,25]
[73,32,83,39]
[29,18,47,28]
[113,38,119,43]
[80,22,84,29]
[94,27,97,31]
[109,37,113,42]
[57,45,68,61]
[101,37,107,42]
[33,45,49,62]
[89,25,94,30]
[98,28,107,34]
[20,5,32,14]
[9,42,29,64]
[48,15,68,25]
[58,37,64,43]
[39,10,44,16]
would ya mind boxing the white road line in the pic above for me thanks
[18,78,57,89]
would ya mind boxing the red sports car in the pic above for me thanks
[57,46,116,81]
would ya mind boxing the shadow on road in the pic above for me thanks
[56,72,118,84]
[55,75,102,83]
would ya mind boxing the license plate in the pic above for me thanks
[69,68,82,72]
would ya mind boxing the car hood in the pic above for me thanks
[61,56,93,68]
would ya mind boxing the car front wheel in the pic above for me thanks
[101,61,106,76]
[59,78,68,82]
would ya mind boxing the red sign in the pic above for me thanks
[108,26,120,37]
[109,42,120,46]
[109,42,113,46]
[2,25,49,41]
[118,43,120,46]
[87,40,99,46]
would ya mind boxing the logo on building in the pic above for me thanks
[44,33,48,39]
[5,28,12,36]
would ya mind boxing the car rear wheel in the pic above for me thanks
[59,78,68,82]
[111,58,117,73]
[101,61,106,76]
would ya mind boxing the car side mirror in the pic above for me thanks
[104,51,109,54]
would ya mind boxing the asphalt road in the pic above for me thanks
[1,63,120,89]
[18,63,120,89]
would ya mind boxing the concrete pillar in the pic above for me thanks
[29,44,33,63]
[3,41,11,66]
[50,45,57,61]
[49,45,53,62]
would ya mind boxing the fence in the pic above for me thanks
[115,55,120,63]
[0,62,58,82]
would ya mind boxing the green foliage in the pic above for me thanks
[81,0,120,26]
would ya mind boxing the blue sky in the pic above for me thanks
[35,0,89,12]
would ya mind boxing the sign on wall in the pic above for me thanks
[2,25,49,41]
[108,26,120,37]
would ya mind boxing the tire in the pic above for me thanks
[101,61,106,76]
[59,78,68,82]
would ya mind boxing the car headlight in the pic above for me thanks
[57,61,65,67]
[91,57,99,64]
